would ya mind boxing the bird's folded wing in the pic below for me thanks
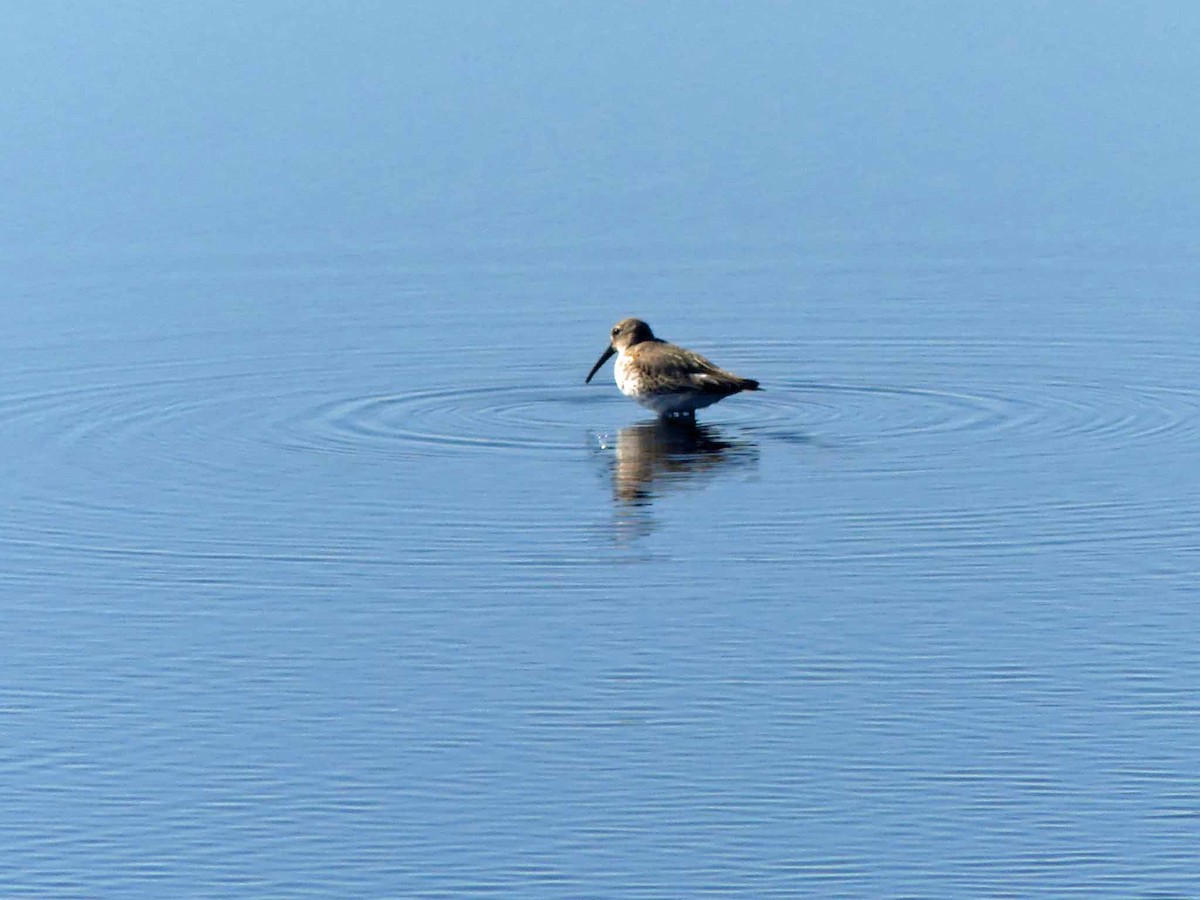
[634,348,744,394]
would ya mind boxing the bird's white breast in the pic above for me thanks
[613,353,646,397]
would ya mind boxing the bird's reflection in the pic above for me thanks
[594,419,759,538]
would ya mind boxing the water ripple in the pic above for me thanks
[2,334,1199,583]
[285,385,605,458]
[2,337,1199,469]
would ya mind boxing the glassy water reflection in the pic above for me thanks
[597,419,760,537]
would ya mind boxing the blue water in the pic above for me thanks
[4,4,1200,897]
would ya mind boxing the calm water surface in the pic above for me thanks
[4,231,1198,897]
[4,3,1200,897]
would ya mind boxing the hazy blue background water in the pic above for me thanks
[4,3,1200,897]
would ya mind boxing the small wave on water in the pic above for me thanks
[284,384,610,458]
[5,332,1196,473]
[274,378,987,463]
[283,379,1192,465]
[710,336,1200,456]
[3,331,1200,584]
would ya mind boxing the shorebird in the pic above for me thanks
[584,318,760,418]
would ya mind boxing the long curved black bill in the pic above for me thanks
[585,345,616,383]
